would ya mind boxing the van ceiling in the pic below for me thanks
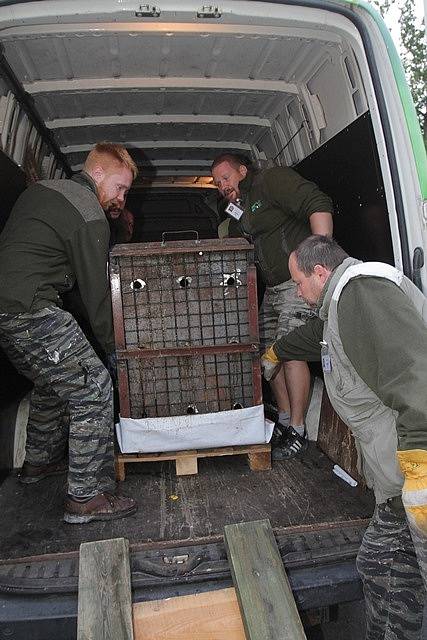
[0,1,365,186]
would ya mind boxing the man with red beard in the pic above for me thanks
[0,143,138,524]
[106,206,135,245]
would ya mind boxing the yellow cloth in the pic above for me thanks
[261,345,281,381]
[262,345,280,365]
[397,449,427,535]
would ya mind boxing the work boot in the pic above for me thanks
[19,458,68,484]
[63,492,137,524]
[272,426,308,460]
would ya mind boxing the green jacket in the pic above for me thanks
[0,173,114,353]
[229,167,333,286]
[273,262,427,452]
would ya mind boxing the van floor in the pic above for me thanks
[0,444,374,561]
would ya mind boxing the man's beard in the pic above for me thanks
[105,202,123,220]
[224,186,239,202]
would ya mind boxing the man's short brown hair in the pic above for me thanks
[84,142,138,179]
[211,153,253,173]
[294,235,349,275]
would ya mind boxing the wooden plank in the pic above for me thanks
[118,444,270,463]
[78,538,134,640]
[133,587,246,640]
[175,454,198,475]
[224,520,307,640]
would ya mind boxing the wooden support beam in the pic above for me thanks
[78,537,134,640]
[248,450,271,471]
[175,454,198,475]
[116,457,126,482]
[224,520,307,640]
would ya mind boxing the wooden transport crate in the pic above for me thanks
[110,238,262,420]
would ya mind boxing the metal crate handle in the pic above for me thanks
[161,230,200,245]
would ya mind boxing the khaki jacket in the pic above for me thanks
[320,258,427,503]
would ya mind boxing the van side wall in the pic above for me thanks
[296,112,393,264]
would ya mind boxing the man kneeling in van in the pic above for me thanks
[0,142,138,524]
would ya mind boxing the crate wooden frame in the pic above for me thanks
[110,239,262,419]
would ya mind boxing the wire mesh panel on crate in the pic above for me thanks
[111,238,254,348]
[110,237,262,420]
[126,351,255,418]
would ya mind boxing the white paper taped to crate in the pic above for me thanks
[116,404,273,454]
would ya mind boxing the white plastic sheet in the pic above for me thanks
[116,404,273,454]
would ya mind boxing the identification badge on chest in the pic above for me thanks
[320,340,332,373]
[225,201,244,221]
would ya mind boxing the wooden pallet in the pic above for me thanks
[116,443,271,480]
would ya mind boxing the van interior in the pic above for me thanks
[0,0,403,634]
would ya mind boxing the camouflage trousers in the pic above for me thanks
[258,279,317,351]
[357,503,426,639]
[0,306,115,498]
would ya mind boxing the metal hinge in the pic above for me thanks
[135,4,160,17]
[197,5,222,18]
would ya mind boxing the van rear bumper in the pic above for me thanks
[0,520,366,639]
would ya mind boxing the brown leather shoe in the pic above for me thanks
[19,459,68,484]
[63,492,137,524]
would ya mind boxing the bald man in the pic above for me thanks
[0,143,138,524]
